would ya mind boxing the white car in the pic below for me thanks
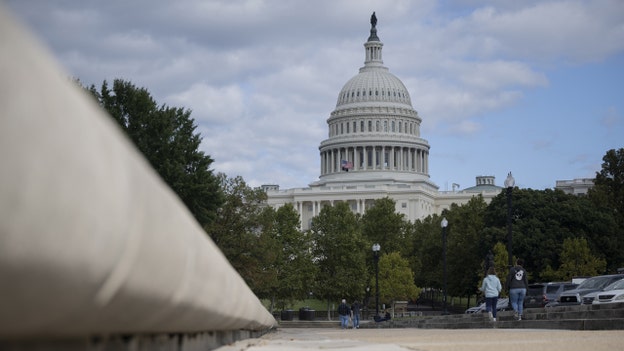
[465,298,509,313]
[592,278,624,304]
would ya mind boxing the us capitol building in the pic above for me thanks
[263,13,502,230]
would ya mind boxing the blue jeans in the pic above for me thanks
[510,288,526,315]
[339,314,349,329]
[485,296,498,318]
[352,314,360,328]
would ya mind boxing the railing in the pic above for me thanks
[0,6,275,349]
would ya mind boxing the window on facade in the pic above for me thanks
[367,149,373,167]
[369,90,372,96]
[346,122,350,133]
[361,121,364,132]
[308,204,313,211]
[376,120,380,132]
[368,121,372,132]
[391,121,395,132]
[375,90,378,96]
[402,202,407,208]
[383,120,388,132]
[340,123,343,134]
[399,121,402,133]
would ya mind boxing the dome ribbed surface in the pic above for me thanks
[336,69,412,108]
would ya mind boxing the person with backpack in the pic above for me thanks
[506,258,529,320]
[337,299,351,329]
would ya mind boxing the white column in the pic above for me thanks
[381,146,386,169]
[372,146,377,170]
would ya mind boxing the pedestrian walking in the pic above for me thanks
[351,300,361,328]
[506,258,529,320]
[480,266,502,321]
[337,299,351,329]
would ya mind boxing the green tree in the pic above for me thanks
[588,148,624,270]
[205,174,268,289]
[268,204,317,310]
[484,188,613,278]
[310,202,368,318]
[361,197,408,255]
[87,79,222,227]
[444,197,488,301]
[410,215,443,289]
[555,237,607,280]
[378,252,421,311]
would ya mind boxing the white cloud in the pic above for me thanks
[167,83,246,125]
[5,0,623,190]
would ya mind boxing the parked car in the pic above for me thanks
[591,278,624,305]
[524,283,546,308]
[526,282,579,308]
[542,282,579,307]
[557,274,624,305]
[465,298,509,314]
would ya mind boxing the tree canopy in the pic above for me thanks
[86,79,223,228]
[310,202,368,306]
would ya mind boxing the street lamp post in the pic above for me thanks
[504,172,515,268]
[441,217,448,315]
[372,243,381,317]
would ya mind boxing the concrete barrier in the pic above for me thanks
[0,4,276,347]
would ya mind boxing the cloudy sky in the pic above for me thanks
[5,0,624,191]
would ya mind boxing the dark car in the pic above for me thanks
[557,274,624,305]
[525,282,578,308]
[524,283,546,308]
[543,282,579,307]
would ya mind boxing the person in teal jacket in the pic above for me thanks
[480,266,502,321]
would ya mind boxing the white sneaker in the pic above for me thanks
[492,318,496,322]
[488,312,493,320]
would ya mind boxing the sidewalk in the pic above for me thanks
[215,327,624,351]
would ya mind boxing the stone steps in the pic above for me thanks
[279,302,624,330]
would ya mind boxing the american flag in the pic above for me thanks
[341,159,353,171]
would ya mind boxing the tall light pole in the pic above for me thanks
[372,243,381,317]
[441,217,448,315]
[504,172,515,268]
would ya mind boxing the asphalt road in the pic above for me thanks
[216,327,624,351]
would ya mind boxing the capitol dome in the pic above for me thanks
[336,69,413,109]
[315,12,433,188]
[263,13,502,231]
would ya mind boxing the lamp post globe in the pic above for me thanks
[441,217,448,315]
[504,172,515,268]
[372,243,381,317]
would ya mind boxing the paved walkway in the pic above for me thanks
[216,327,624,351]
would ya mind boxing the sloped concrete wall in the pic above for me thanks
[0,5,276,348]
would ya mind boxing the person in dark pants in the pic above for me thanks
[351,300,361,328]
[480,266,502,321]
[337,299,351,329]
[506,258,529,320]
